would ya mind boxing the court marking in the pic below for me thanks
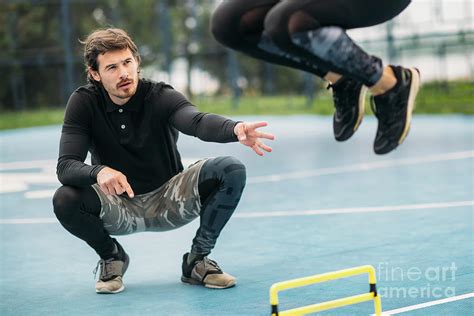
[24,190,59,199]
[234,200,474,218]
[0,158,199,195]
[1,200,472,224]
[0,159,55,171]
[0,218,58,224]
[248,150,474,183]
[1,150,472,198]
[376,292,474,315]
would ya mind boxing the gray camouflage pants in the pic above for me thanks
[92,160,206,235]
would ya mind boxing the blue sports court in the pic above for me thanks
[0,115,472,315]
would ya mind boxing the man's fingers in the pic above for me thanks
[236,121,273,156]
[258,141,273,152]
[256,132,275,140]
[105,179,123,195]
[249,121,268,129]
[113,182,125,195]
[102,179,127,196]
[104,183,115,195]
[125,185,134,198]
[119,178,135,198]
[252,144,264,156]
[97,168,134,197]
[100,184,111,195]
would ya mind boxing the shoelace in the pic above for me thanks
[93,258,116,280]
[196,257,222,273]
[328,81,357,112]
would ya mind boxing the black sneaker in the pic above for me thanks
[181,253,236,289]
[371,65,421,155]
[329,77,367,141]
[94,240,130,294]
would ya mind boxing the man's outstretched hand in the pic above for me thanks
[233,121,275,156]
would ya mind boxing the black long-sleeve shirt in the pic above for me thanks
[57,79,239,194]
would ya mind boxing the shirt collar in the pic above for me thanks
[104,79,144,113]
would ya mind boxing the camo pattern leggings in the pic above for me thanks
[92,156,246,255]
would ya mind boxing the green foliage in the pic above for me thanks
[415,81,473,114]
[193,80,474,115]
[1,1,472,119]
[192,95,334,115]
[1,80,471,130]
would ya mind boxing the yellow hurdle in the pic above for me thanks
[270,265,382,316]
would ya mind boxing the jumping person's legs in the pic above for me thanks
[212,0,420,153]
[263,0,419,152]
[263,0,411,86]
[211,0,368,140]
[211,0,328,77]
[211,0,363,141]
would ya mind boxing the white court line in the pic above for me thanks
[376,292,474,315]
[0,218,57,224]
[0,158,200,196]
[248,150,474,183]
[234,200,474,218]
[1,200,472,224]
[24,189,59,199]
[0,159,56,171]
[10,150,474,199]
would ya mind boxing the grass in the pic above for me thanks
[195,81,473,115]
[193,94,335,116]
[0,81,472,130]
[415,81,473,114]
[0,108,66,130]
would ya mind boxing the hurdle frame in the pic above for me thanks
[270,265,382,315]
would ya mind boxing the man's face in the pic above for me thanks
[90,48,139,105]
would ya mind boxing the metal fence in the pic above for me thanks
[1,0,473,111]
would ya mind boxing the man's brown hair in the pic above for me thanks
[80,28,141,83]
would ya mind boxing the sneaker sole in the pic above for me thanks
[398,68,420,145]
[353,85,368,133]
[181,276,236,289]
[205,281,236,289]
[96,284,125,294]
[181,275,203,286]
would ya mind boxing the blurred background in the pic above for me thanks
[0,0,473,129]
[1,2,473,315]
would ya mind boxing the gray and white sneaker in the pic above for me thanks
[181,253,236,289]
[94,242,129,294]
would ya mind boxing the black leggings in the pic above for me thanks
[211,0,410,86]
[191,156,246,255]
[52,156,246,259]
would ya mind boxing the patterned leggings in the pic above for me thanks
[212,0,411,86]
[52,156,246,258]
